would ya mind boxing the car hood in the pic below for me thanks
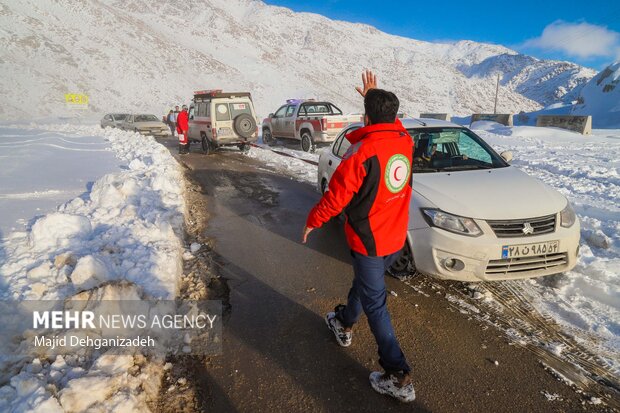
[135,121,166,128]
[412,166,567,220]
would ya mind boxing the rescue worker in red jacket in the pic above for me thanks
[176,105,190,154]
[303,71,415,403]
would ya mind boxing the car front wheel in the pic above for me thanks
[388,243,416,280]
[263,129,273,145]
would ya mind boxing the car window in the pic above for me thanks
[274,105,287,118]
[304,104,330,115]
[189,107,195,120]
[230,102,252,118]
[285,105,296,117]
[104,115,111,121]
[206,103,211,117]
[337,136,352,158]
[332,134,344,156]
[333,127,359,158]
[134,115,158,122]
[215,103,230,121]
[330,104,343,115]
[409,127,507,173]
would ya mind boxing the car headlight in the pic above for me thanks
[560,202,576,228]
[422,209,482,237]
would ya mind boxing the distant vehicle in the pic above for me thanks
[100,113,129,129]
[262,99,361,152]
[188,90,259,154]
[318,118,580,281]
[120,114,169,137]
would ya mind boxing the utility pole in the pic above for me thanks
[493,74,500,114]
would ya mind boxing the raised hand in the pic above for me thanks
[355,70,378,97]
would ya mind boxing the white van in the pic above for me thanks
[188,90,259,154]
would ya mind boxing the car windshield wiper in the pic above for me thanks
[441,164,494,171]
[413,167,440,173]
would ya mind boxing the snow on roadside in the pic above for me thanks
[245,143,321,185]
[472,121,620,371]
[0,124,185,412]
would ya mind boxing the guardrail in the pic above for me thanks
[471,114,514,126]
[419,113,450,121]
[535,115,593,135]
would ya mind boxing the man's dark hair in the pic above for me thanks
[364,89,399,124]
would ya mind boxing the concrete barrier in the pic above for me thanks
[419,113,450,121]
[535,115,592,135]
[471,114,514,126]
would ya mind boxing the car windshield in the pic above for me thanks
[134,115,159,122]
[112,114,128,120]
[408,127,508,173]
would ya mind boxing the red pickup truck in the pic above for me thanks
[262,99,361,152]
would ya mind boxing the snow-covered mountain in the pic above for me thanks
[0,0,597,120]
[571,62,620,128]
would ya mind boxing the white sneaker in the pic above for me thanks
[369,371,415,403]
[325,311,352,347]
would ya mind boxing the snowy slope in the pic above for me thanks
[0,0,595,120]
[458,53,595,106]
[571,62,620,128]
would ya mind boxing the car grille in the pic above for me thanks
[487,214,556,238]
[486,252,568,276]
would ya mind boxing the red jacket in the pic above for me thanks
[306,119,414,256]
[176,110,189,133]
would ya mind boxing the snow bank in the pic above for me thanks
[246,143,322,185]
[0,124,185,412]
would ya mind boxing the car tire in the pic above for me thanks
[201,134,212,155]
[233,113,257,139]
[263,128,273,145]
[239,143,250,153]
[387,243,417,281]
[300,132,314,153]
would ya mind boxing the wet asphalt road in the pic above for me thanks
[166,141,607,413]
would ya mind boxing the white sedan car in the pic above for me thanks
[317,118,580,281]
[120,114,169,138]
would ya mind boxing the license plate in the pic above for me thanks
[501,241,559,259]
[218,127,232,136]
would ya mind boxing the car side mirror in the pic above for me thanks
[269,113,274,118]
[500,151,513,163]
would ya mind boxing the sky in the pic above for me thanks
[265,0,620,70]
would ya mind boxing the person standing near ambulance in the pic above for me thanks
[176,105,190,154]
[302,71,415,403]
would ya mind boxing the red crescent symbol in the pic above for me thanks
[393,166,402,181]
